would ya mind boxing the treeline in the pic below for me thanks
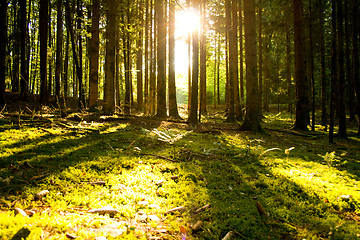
[0,0,359,138]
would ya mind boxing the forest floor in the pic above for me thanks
[0,100,360,239]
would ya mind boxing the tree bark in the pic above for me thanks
[319,0,327,130]
[239,0,262,132]
[88,0,100,110]
[329,0,337,143]
[188,0,200,125]
[168,0,180,119]
[199,0,207,119]
[19,0,28,100]
[293,0,309,131]
[0,1,7,108]
[103,0,117,114]
[226,0,235,122]
[156,0,167,118]
[136,0,144,111]
[40,0,49,105]
[352,0,360,134]
[55,0,63,101]
[337,0,347,138]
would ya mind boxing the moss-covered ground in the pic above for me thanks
[0,109,359,239]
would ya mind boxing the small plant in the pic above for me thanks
[319,151,340,168]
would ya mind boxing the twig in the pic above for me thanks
[139,153,178,162]
[107,142,115,151]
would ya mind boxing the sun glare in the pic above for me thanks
[176,7,201,37]
[175,7,201,88]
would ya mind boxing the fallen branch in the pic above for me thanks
[139,153,178,162]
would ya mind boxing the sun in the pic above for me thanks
[175,7,201,38]
[175,7,201,88]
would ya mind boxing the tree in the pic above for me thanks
[239,0,262,132]
[188,0,200,124]
[337,0,347,138]
[156,0,167,118]
[0,1,7,108]
[225,0,235,122]
[40,0,49,105]
[329,0,337,143]
[168,0,180,119]
[88,0,100,110]
[319,0,327,130]
[19,0,28,100]
[55,0,63,101]
[292,0,309,131]
[199,0,207,119]
[136,0,144,111]
[352,0,360,134]
[103,0,117,114]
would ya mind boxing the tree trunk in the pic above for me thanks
[293,0,309,131]
[168,0,180,119]
[308,0,315,131]
[226,0,235,122]
[213,34,217,108]
[258,0,263,114]
[19,0,28,100]
[156,0,167,118]
[88,0,100,110]
[103,0,117,114]
[12,0,20,93]
[77,0,84,108]
[188,0,200,124]
[40,0,49,105]
[232,0,241,121]
[199,0,207,119]
[286,23,292,114]
[319,0,327,130]
[352,0,360,134]
[136,0,144,111]
[63,26,69,98]
[239,0,262,132]
[55,0,63,101]
[337,0,347,138]
[144,0,149,114]
[0,1,7,108]
[329,0,337,143]
[239,1,244,103]
[344,0,355,121]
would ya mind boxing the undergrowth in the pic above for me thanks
[0,111,359,239]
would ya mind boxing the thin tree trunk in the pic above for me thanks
[40,0,49,105]
[89,0,100,110]
[20,0,28,100]
[0,1,7,108]
[226,0,235,122]
[337,0,347,138]
[12,0,20,93]
[77,0,84,108]
[258,0,263,114]
[103,0,116,114]
[156,0,167,118]
[308,0,315,131]
[144,0,149,114]
[319,0,327,130]
[168,0,180,119]
[199,0,207,119]
[239,0,244,103]
[329,0,337,143]
[55,0,63,101]
[136,0,144,111]
[188,0,200,124]
[286,23,292,114]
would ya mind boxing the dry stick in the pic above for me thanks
[139,153,177,162]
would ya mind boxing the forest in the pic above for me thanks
[0,0,359,239]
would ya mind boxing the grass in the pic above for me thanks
[0,110,359,239]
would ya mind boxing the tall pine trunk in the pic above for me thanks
[293,0,309,131]
[239,0,262,132]
[39,0,49,105]
[88,0,100,110]
[0,1,7,108]
[55,0,63,101]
